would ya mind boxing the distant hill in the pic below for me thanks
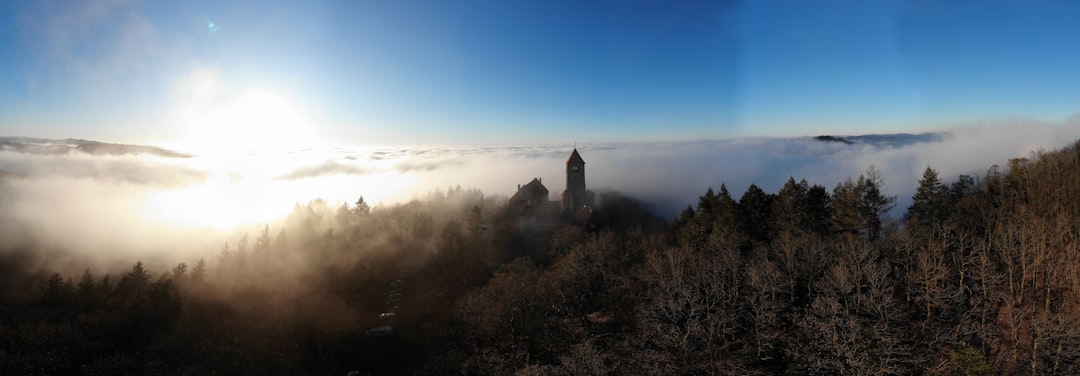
[0,137,190,158]
[813,132,947,147]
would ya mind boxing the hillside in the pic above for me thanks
[0,137,190,158]
[2,139,1080,374]
[813,132,947,147]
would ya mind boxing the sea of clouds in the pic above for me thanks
[1,117,1079,268]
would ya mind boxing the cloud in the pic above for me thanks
[279,161,371,180]
[2,117,1079,272]
[342,116,1080,220]
[576,117,1080,218]
[0,150,207,187]
[0,152,219,272]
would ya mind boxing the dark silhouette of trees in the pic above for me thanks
[830,167,896,241]
[738,183,775,246]
[40,272,74,312]
[8,140,1080,374]
[907,166,950,232]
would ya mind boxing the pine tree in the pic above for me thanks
[172,262,189,282]
[218,242,232,273]
[354,196,371,216]
[772,177,809,236]
[710,184,743,248]
[831,178,863,238]
[40,272,73,310]
[191,258,207,284]
[117,261,151,307]
[466,205,486,245]
[335,202,353,227]
[739,184,775,245]
[907,166,950,231]
[857,166,896,240]
[235,233,249,269]
[804,184,832,236]
[255,225,273,263]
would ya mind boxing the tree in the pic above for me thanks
[145,278,183,331]
[235,233,249,269]
[117,261,151,305]
[255,225,273,263]
[40,272,74,310]
[637,245,743,373]
[455,258,560,372]
[218,242,232,273]
[274,228,289,254]
[709,184,743,247]
[335,202,353,228]
[832,167,895,241]
[433,219,488,292]
[682,188,717,249]
[831,178,863,238]
[354,196,371,217]
[804,183,832,236]
[76,268,99,310]
[191,258,207,284]
[739,184,775,246]
[675,205,695,228]
[772,177,809,237]
[857,166,896,240]
[906,166,950,231]
[466,205,486,243]
[172,262,189,282]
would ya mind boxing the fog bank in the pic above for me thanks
[1,117,1078,269]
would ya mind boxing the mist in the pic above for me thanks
[2,117,1079,272]
[3,119,1080,374]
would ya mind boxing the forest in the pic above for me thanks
[3,139,1080,375]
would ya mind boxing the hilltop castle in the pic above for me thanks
[509,148,595,229]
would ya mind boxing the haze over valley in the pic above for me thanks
[3,116,1078,270]
[3,0,1080,374]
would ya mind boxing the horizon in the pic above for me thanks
[4,119,1080,235]
[2,1,1078,145]
[2,0,1080,271]
[5,2,1080,372]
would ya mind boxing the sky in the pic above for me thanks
[1,0,1078,145]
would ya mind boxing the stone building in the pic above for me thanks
[508,148,595,229]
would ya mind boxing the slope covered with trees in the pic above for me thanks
[3,140,1080,374]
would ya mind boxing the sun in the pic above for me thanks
[172,70,320,151]
[220,89,316,147]
[184,88,318,151]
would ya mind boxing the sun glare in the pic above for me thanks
[173,70,320,152]
[188,89,317,151]
[145,178,294,231]
[143,153,422,231]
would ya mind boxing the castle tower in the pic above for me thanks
[562,148,587,214]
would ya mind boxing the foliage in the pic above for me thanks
[4,140,1080,374]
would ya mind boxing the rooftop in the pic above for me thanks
[566,148,585,165]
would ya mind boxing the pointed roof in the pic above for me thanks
[566,148,585,165]
[510,177,548,204]
[522,177,548,193]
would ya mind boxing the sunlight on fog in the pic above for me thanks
[145,178,288,230]
[170,68,322,151]
[2,118,1079,268]
[143,149,422,231]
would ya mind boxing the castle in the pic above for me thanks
[509,148,595,229]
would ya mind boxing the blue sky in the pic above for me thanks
[1,0,1079,145]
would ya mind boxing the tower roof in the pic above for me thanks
[566,148,585,165]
